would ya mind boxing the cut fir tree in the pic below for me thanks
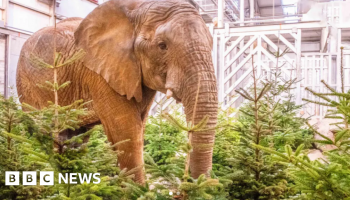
[254,47,350,199]
[0,96,49,200]
[218,55,311,200]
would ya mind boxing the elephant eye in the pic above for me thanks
[158,42,167,50]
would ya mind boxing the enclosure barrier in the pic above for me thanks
[150,22,349,120]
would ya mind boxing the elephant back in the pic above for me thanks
[16,18,83,108]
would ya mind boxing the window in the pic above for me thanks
[0,35,6,96]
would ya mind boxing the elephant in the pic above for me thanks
[16,0,218,183]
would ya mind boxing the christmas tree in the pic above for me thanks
[217,55,311,200]
[0,96,50,200]
[255,47,350,199]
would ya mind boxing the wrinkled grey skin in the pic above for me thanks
[16,0,218,183]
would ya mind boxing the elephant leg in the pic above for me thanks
[89,85,144,183]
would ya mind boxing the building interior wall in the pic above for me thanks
[0,0,349,104]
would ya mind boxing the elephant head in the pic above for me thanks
[74,0,218,178]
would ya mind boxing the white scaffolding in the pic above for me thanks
[213,24,350,119]
[150,1,350,119]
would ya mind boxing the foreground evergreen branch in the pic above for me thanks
[0,96,49,199]
[28,49,86,142]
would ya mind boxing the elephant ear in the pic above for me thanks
[74,0,142,102]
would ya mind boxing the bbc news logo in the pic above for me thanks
[5,171,101,186]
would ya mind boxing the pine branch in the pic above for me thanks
[56,49,86,68]
[335,129,349,143]
[111,139,131,148]
[302,98,333,107]
[0,131,33,144]
[321,80,337,94]
[306,122,334,144]
[21,147,49,161]
[191,115,209,132]
[162,113,189,131]
[235,89,254,101]
[305,87,337,104]
[28,54,53,69]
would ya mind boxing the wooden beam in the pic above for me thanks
[224,47,258,83]
[225,63,257,95]
[274,32,297,53]
[224,35,258,70]
[214,21,326,34]
[224,35,245,56]
[261,34,295,67]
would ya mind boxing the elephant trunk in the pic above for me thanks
[181,49,218,178]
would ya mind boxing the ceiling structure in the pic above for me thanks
[191,0,343,23]
[189,0,349,43]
